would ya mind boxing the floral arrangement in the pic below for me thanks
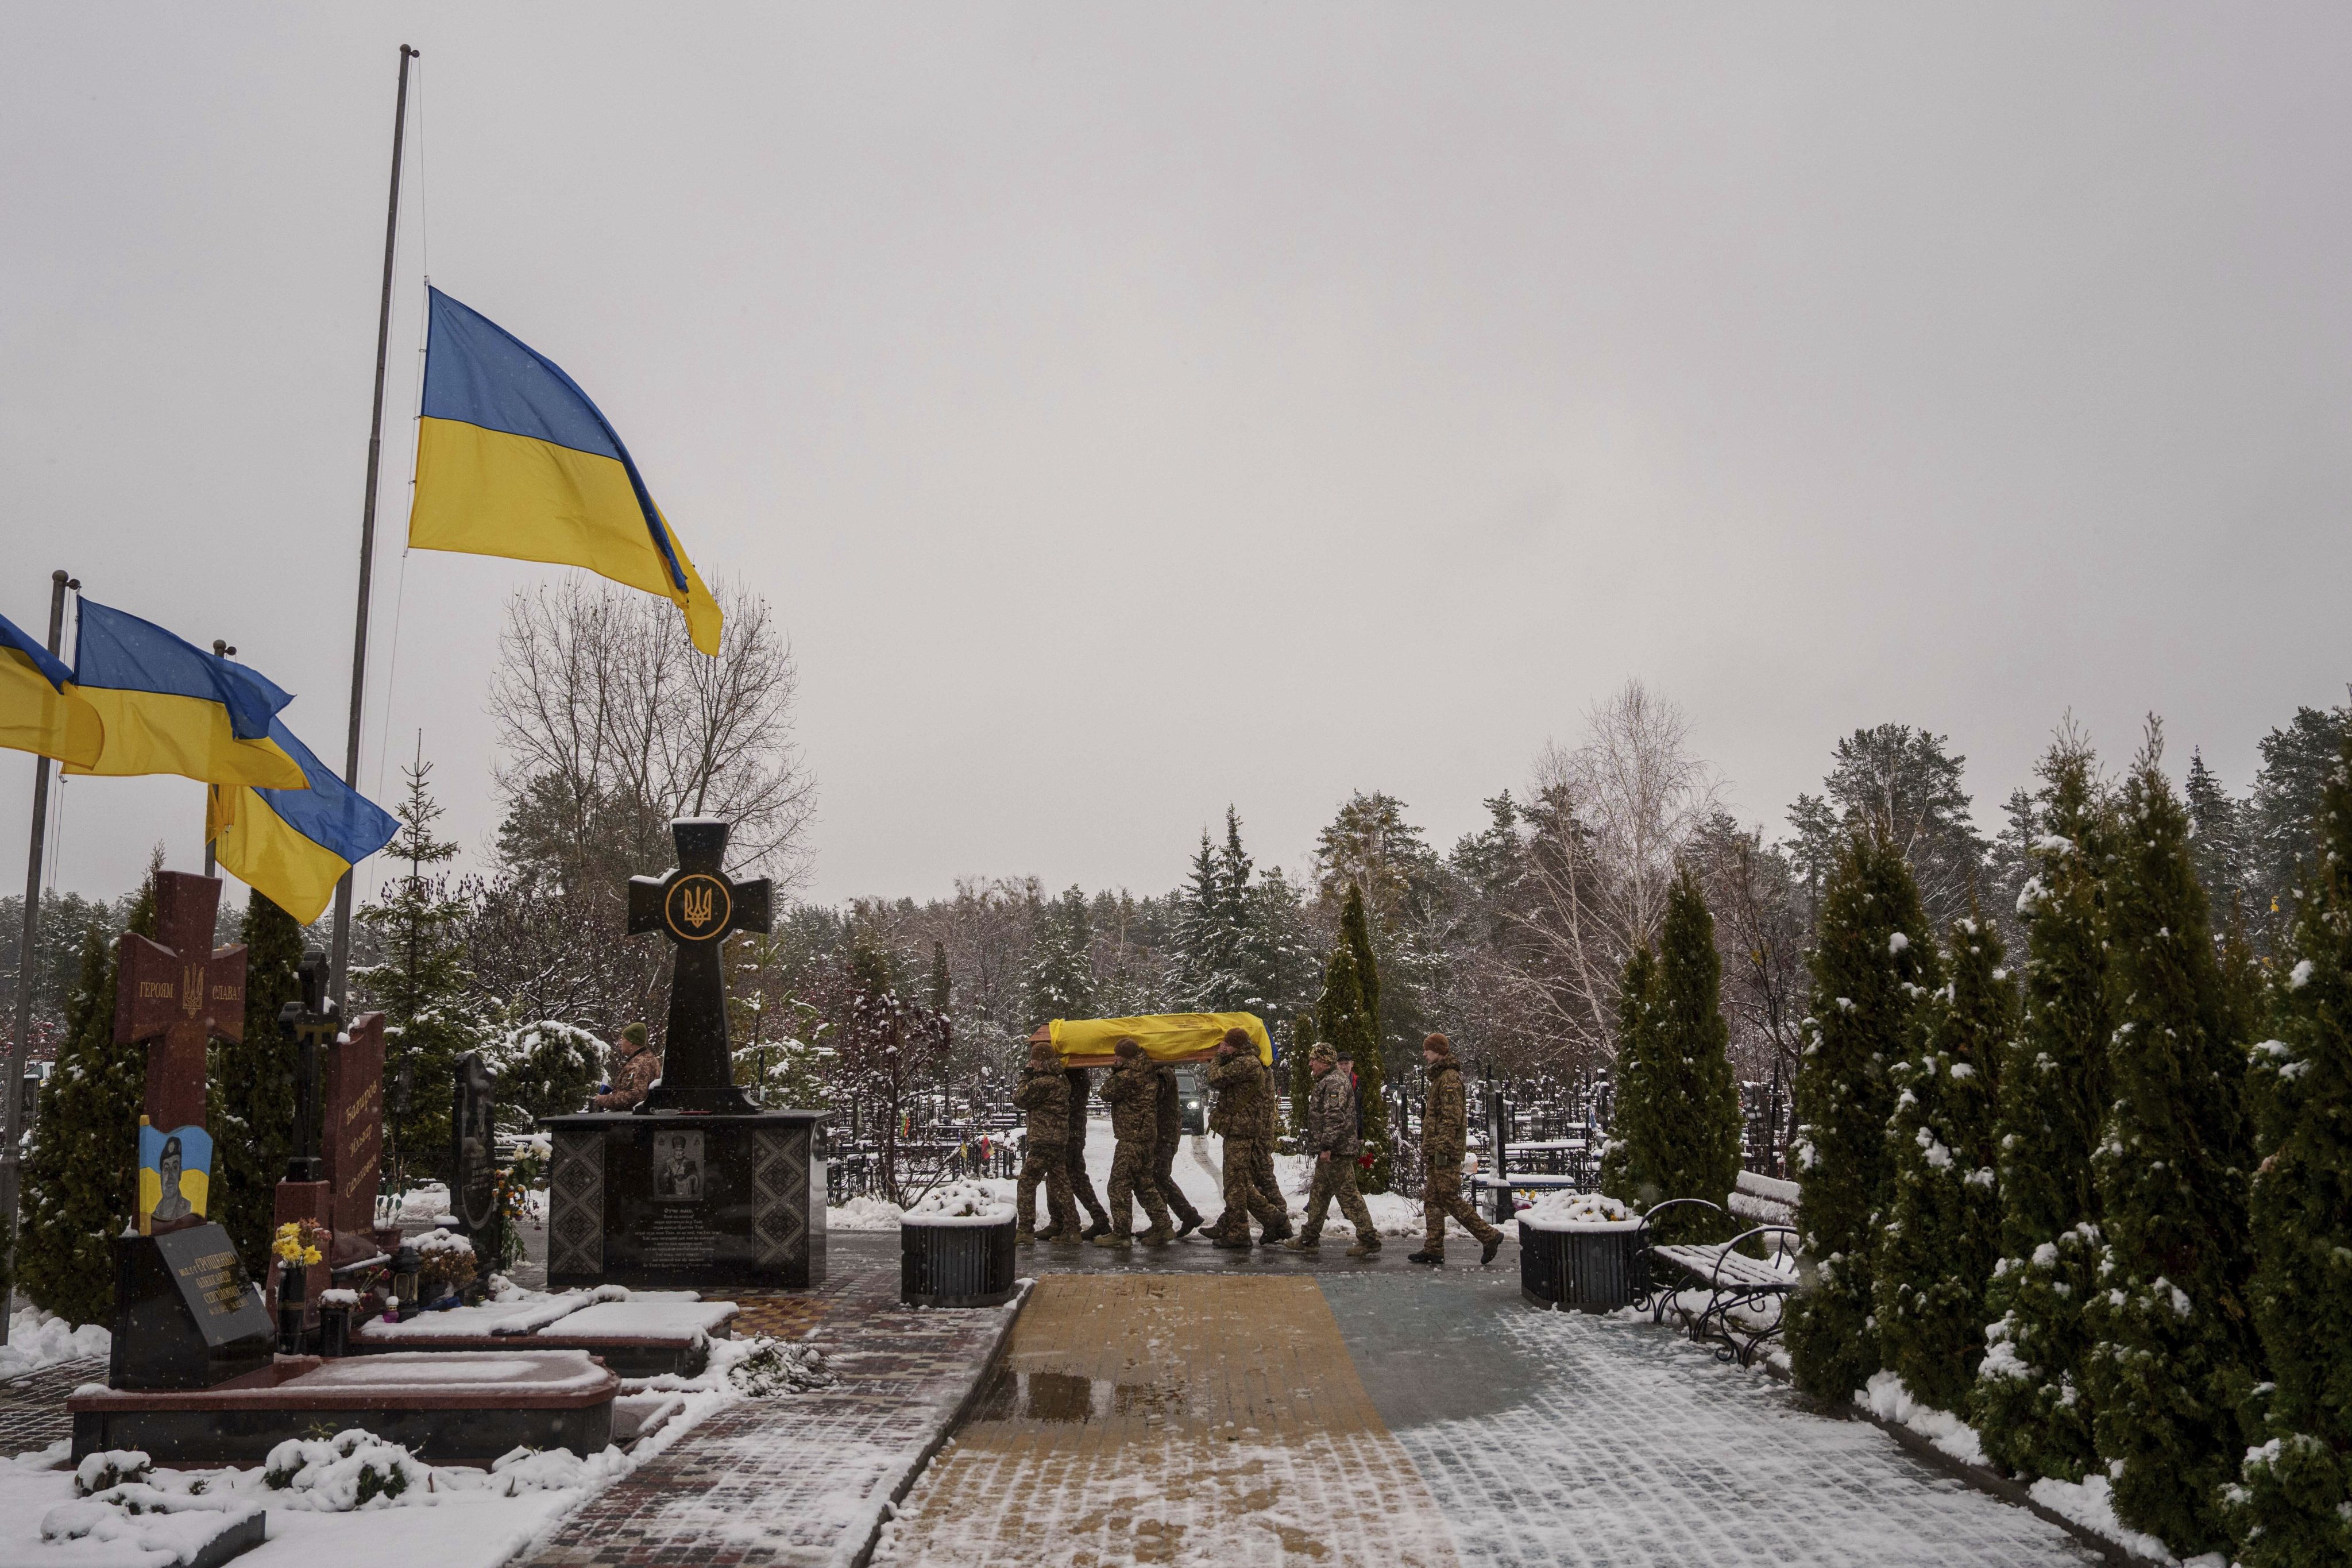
[412,1227,478,1299]
[272,1220,329,1268]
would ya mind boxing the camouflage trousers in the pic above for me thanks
[1213,1136,1288,1238]
[1106,1141,1171,1236]
[1422,1157,1501,1252]
[1017,1143,1079,1235]
[1067,1142,1110,1227]
[1300,1153,1377,1242]
[1150,1133,1204,1227]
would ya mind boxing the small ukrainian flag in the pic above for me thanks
[408,287,723,655]
[210,718,399,925]
[67,600,307,790]
[0,611,103,769]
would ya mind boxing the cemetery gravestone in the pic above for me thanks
[115,872,245,1235]
[272,950,338,1318]
[322,1011,388,1261]
[451,1051,498,1234]
[109,1223,274,1391]
[541,817,826,1289]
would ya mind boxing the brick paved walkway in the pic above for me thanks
[524,1262,1019,1568]
[871,1275,1459,1567]
[0,1356,102,1458]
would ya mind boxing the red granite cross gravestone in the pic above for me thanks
[114,872,245,1235]
[322,1012,387,1248]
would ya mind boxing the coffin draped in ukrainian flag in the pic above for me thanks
[1032,1012,1273,1068]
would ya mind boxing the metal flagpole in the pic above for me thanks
[2,569,76,1343]
[204,639,233,879]
[331,43,418,1013]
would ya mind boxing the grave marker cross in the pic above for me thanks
[114,872,245,1233]
[627,818,771,1113]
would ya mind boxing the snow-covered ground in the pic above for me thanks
[826,1119,1434,1237]
[0,1308,109,1380]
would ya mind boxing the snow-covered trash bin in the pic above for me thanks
[1519,1192,1643,1312]
[898,1184,1017,1308]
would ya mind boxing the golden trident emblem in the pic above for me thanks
[681,885,715,929]
[180,963,204,1018]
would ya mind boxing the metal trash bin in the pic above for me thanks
[1520,1216,1643,1312]
[899,1216,1018,1308]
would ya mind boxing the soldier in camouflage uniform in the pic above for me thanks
[1150,1058,1204,1238]
[1093,1039,1174,1247]
[1206,1029,1289,1248]
[1249,1066,1287,1236]
[1285,1042,1380,1256]
[1409,1032,1503,1266]
[1014,1042,1080,1244]
[1064,1065,1113,1240]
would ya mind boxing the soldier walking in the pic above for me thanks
[1207,1028,1291,1249]
[1094,1039,1174,1248]
[1285,1042,1380,1257]
[1064,1063,1114,1241]
[1409,1033,1503,1266]
[1150,1055,1205,1238]
[1014,1041,1081,1245]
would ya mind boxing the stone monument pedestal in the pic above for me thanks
[540,1110,826,1291]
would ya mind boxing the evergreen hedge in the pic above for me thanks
[1597,942,1656,1211]
[1876,912,2009,1413]
[1337,885,1392,1191]
[206,891,303,1279]
[2227,727,2352,1567]
[1787,832,1940,1400]
[1976,737,2112,1482]
[2085,730,2263,1557]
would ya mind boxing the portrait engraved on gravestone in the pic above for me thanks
[654,1131,704,1201]
[452,1052,499,1233]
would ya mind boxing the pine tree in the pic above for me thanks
[1976,735,2112,1482]
[1876,912,2009,1414]
[18,859,161,1326]
[2084,725,2263,1557]
[1288,1013,1317,1136]
[2226,725,2352,1567]
[205,891,303,1277]
[355,756,485,1188]
[2185,747,2248,914]
[1337,884,1391,1191]
[1596,943,1655,1208]
[1787,832,1940,1400]
[929,941,950,1013]
[1316,916,1384,1185]
[1022,886,1094,1022]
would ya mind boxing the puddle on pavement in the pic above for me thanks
[970,1366,1195,1427]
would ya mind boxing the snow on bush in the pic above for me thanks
[899,1181,1014,1225]
[264,1430,432,1507]
[1521,1191,1635,1229]
[1857,1370,1988,1467]
[827,1195,907,1231]
[1,1307,110,1378]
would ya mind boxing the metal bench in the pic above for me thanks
[1637,1197,1799,1367]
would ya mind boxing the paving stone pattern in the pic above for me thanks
[0,1356,101,1458]
[525,1261,1017,1568]
[872,1274,1461,1567]
[1388,1306,2103,1568]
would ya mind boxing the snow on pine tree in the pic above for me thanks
[2084,725,2264,1558]
[1975,736,2112,1484]
[1337,883,1392,1191]
[1875,912,2009,1415]
[17,858,160,1326]
[2226,727,2352,1568]
[1596,941,1656,1212]
[204,890,304,1277]
[1288,1012,1318,1137]
[1787,832,1941,1401]
[1022,886,1095,1023]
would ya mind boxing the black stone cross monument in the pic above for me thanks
[539,817,824,1290]
[625,818,771,1113]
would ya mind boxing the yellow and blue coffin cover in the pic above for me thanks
[67,600,306,790]
[0,611,102,768]
[211,719,398,925]
[409,287,723,655]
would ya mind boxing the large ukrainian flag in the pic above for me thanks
[0,612,103,768]
[408,288,723,655]
[210,719,398,924]
[68,601,307,790]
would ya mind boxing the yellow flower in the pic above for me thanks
[301,1246,323,1266]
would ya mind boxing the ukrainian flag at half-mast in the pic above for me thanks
[67,600,307,790]
[0,611,103,769]
[408,287,723,655]
[209,717,398,925]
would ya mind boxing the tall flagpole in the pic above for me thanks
[2,569,76,1343]
[332,43,418,1013]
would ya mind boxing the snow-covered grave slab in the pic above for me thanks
[350,1285,733,1374]
[68,1350,619,1465]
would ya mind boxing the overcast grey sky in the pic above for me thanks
[5,5,2349,910]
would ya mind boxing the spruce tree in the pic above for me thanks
[18,860,161,1326]
[1022,886,1094,1022]
[1315,921,1382,1184]
[1337,884,1391,1191]
[1976,736,2111,1482]
[1787,832,1940,1400]
[1596,943,1656,1208]
[1288,1013,1317,1136]
[1876,912,2008,1414]
[2226,726,2352,1568]
[2084,727,2262,1557]
[205,891,303,1277]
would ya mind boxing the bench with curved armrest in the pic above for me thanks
[1635,1198,1802,1367]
